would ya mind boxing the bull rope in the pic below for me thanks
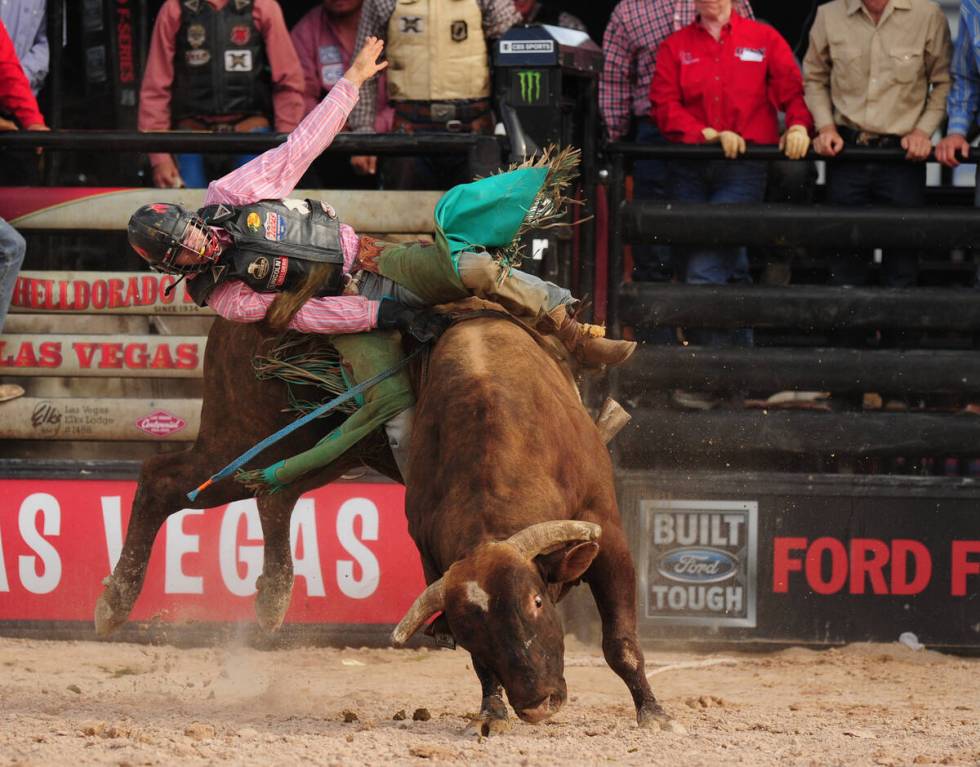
[185,343,428,502]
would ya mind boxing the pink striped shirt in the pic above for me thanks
[202,77,379,335]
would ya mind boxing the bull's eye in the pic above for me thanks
[534,595,543,608]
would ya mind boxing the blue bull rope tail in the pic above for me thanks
[185,344,425,502]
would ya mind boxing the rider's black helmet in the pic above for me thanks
[127,203,220,275]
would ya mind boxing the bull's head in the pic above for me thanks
[392,521,601,723]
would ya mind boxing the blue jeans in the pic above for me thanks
[825,161,923,288]
[668,159,767,347]
[0,217,26,332]
[176,125,272,188]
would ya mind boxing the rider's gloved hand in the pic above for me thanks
[376,298,451,343]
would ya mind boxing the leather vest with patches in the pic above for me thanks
[186,199,345,307]
[385,0,490,101]
[173,0,271,121]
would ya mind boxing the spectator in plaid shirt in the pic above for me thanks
[600,0,754,284]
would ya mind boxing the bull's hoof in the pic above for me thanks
[637,705,687,734]
[255,573,294,633]
[464,714,512,737]
[94,577,131,637]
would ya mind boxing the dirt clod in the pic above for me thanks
[183,723,215,740]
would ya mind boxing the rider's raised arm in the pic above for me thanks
[204,78,359,207]
[205,37,387,207]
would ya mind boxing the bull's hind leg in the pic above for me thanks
[254,489,303,632]
[585,520,686,733]
[94,451,200,636]
[463,657,512,736]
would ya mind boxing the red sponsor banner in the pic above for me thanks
[0,480,424,624]
[0,188,129,224]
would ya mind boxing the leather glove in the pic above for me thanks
[779,124,810,160]
[702,127,747,159]
[376,299,451,343]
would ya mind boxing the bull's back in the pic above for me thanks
[407,319,614,563]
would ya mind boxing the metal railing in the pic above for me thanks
[603,143,980,470]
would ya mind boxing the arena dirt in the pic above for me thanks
[1,636,978,766]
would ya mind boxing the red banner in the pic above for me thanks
[0,480,424,625]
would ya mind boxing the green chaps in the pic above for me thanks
[236,330,414,493]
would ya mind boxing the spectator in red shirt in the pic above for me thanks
[650,0,811,362]
[138,0,304,189]
[601,0,755,284]
[0,17,47,403]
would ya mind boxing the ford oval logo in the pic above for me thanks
[656,547,738,584]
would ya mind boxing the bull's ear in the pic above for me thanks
[538,541,600,584]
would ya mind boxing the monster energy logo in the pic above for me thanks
[517,70,542,103]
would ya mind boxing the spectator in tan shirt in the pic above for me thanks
[138,0,304,189]
[803,0,951,289]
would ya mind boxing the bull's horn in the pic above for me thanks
[391,578,446,646]
[505,520,602,560]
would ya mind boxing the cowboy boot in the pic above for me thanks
[542,304,636,368]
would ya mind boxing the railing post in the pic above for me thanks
[606,151,625,338]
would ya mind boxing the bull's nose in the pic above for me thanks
[516,692,564,724]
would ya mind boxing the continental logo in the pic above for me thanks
[517,70,542,103]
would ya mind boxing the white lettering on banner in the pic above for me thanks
[18,493,62,594]
[0,524,8,591]
[165,509,204,594]
[650,584,743,612]
[219,500,263,596]
[101,496,124,570]
[336,498,380,600]
[653,512,744,547]
[290,499,325,597]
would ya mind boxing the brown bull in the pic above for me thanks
[93,312,678,734]
[390,316,681,733]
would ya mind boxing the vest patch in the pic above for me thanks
[246,211,262,231]
[186,49,210,66]
[264,211,285,240]
[230,24,251,45]
[271,257,288,287]
[400,16,423,33]
[318,45,345,89]
[247,257,270,280]
[187,23,206,47]
[225,50,253,72]
[451,20,468,42]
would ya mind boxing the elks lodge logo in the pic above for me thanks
[518,70,542,103]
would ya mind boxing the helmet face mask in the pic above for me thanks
[128,203,221,276]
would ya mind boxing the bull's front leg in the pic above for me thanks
[585,520,686,733]
[254,489,302,632]
[464,657,511,736]
[94,452,198,636]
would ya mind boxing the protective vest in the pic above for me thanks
[173,0,272,121]
[385,0,490,102]
[187,199,345,306]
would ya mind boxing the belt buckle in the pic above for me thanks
[213,123,234,134]
[430,103,456,122]
[445,119,463,133]
[856,131,877,146]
